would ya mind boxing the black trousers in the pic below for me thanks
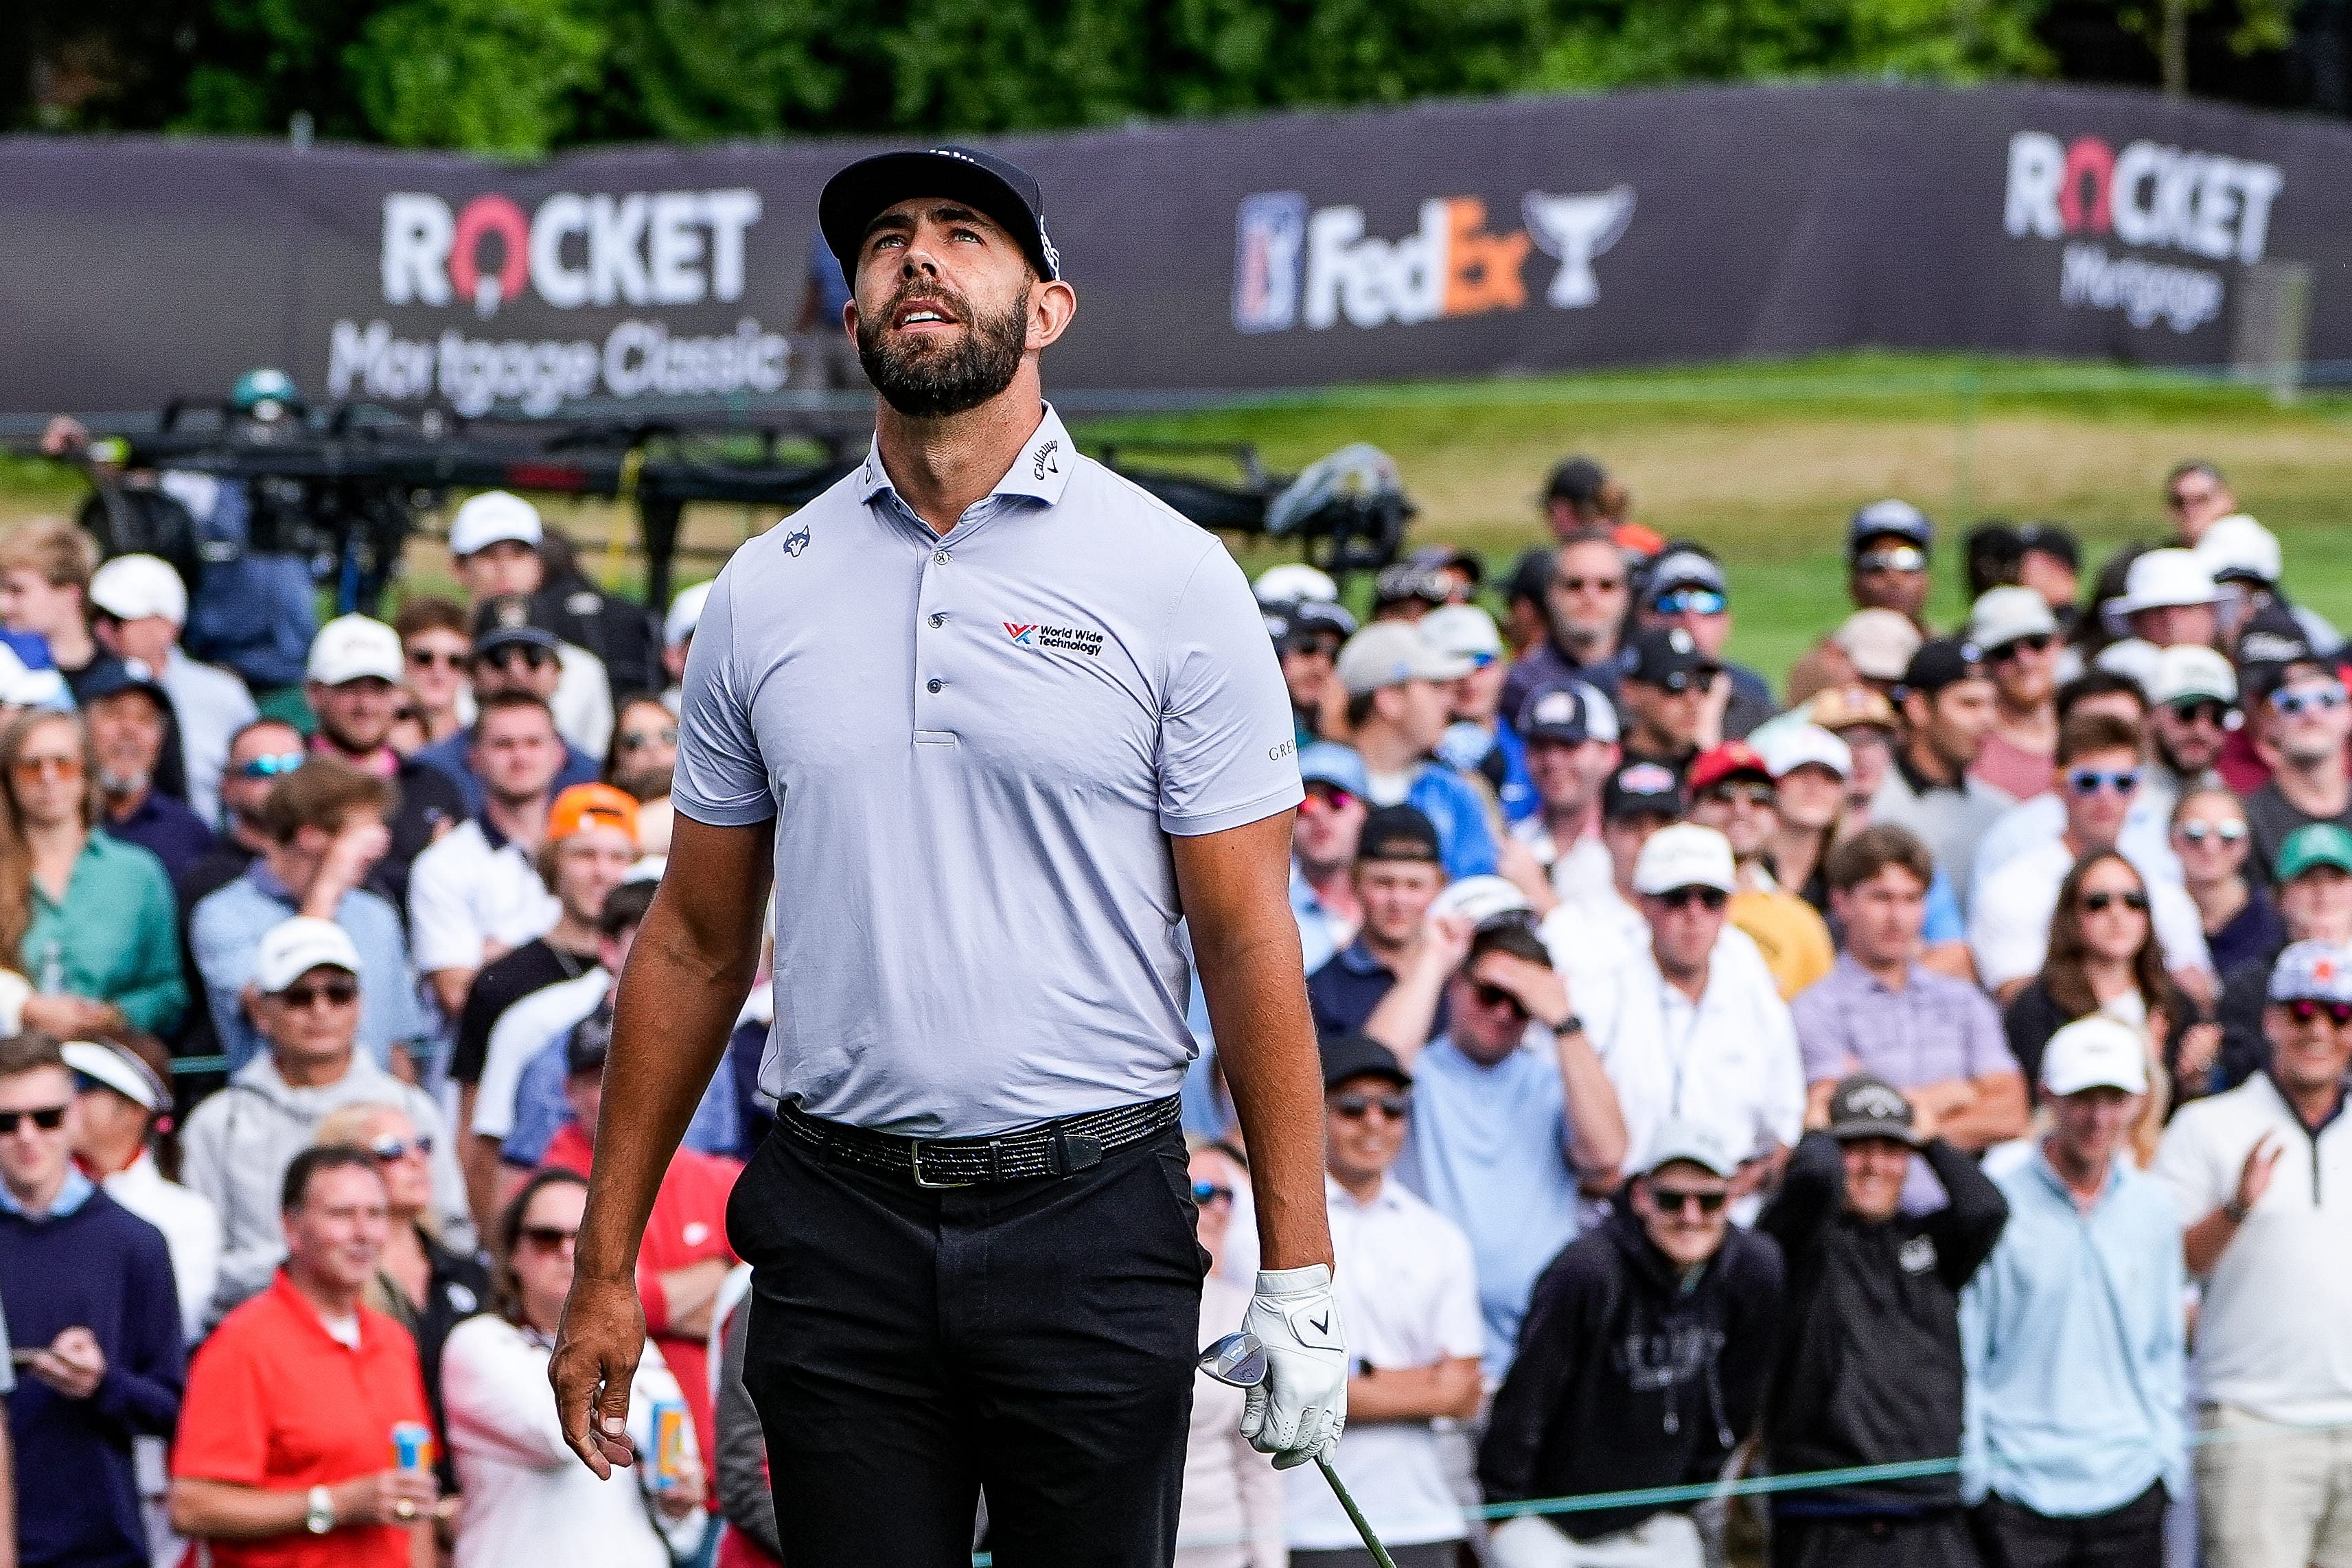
[728,1118,1205,1568]
[1969,1484,2167,1568]
[1771,1510,1982,1568]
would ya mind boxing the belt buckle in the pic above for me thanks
[910,1139,975,1190]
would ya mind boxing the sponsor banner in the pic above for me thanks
[3,82,2351,414]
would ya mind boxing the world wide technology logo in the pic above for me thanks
[1232,186,1635,334]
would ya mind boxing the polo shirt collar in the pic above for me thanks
[2261,1066,2349,1137]
[1336,937,1390,977]
[2027,1142,2121,1210]
[1833,951,1919,995]
[268,1268,373,1351]
[0,1165,95,1219]
[1893,745,1963,797]
[857,402,1075,514]
[1325,1173,1403,1214]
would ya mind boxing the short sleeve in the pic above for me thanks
[672,568,777,828]
[1789,988,1851,1084]
[406,840,485,976]
[1968,866,2049,991]
[172,1328,269,1484]
[1922,868,1965,944]
[1433,1222,1487,1362]
[1957,984,2022,1079]
[1155,544,1304,836]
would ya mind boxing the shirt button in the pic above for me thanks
[929,613,945,628]
[926,678,943,693]
[932,550,950,566]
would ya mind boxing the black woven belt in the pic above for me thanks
[777,1096,1182,1188]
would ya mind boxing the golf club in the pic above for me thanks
[1198,1331,1399,1568]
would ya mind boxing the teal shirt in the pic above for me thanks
[23,833,186,1035]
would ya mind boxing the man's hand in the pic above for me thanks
[549,1275,648,1479]
[652,1457,708,1520]
[1416,911,1476,978]
[19,994,117,1039]
[25,1327,104,1399]
[1478,951,1571,1031]
[1238,1265,1348,1471]
[307,820,393,916]
[2235,1135,2281,1214]
[327,1468,439,1529]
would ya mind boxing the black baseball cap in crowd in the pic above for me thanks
[1848,498,1934,557]
[1545,456,1607,507]
[1505,544,1556,607]
[1604,759,1685,821]
[1319,1031,1413,1090]
[2016,522,2081,568]
[1622,626,1719,691]
[1824,1073,1920,1145]
[564,1002,616,1077]
[1357,805,1442,865]
[472,594,561,656]
[819,146,1061,284]
[1899,636,1987,699]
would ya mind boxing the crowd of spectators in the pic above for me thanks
[0,451,2346,1568]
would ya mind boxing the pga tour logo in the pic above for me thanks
[1232,185,1635,334]
[2001,130,2285,334]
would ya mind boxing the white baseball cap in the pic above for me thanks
[2110,549,2222,617]
[254,916,362,995]
[665,581,713,650]
[305,614,404,687]
[2040,1015,2149,1098]
[1253,562,1340,608]
[1640,1117,1742,1179]
[1633,823,1738,897]
[62,1038,167,1114]
[1335,622,1474,697]
[1756,723,1852,782]
[2193,514,2282,586]
[1429,874,1534,930]
[1967,586,2058,652]
[89,555,189,627]
[1419,603,1503,663]
[2093,637,2165,692]
[2149,644,2238,708]
[1832,609,1924,683]
[448,491,544,557]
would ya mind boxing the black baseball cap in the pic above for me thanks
[1825,1073,1920,1145]
[565,1002,615,1077]
[1320,1032,1412,1090]
[80,658,170,707]
[1603,759,1685,821]
[1357,805,1442,865]
[819,146,1061,284]
[1373,561,1451,610]
[2015,522,2081,568]
[1900,637,1987,698]
[1623,626,1718,691]
[1545,457,1607,507]
[1641,545,1727,601]
[472,594,560,656]
[1505,545,1555,606]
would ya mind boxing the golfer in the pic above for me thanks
[550,145,1346,1568]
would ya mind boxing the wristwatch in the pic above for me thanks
[305,1485,334,1536]
[2222,1197,2252,1224]
[1549,1013,1584,1037]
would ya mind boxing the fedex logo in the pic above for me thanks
[381,188,765,317]
[1234,186,1634,333]
[2003,132,2281,265]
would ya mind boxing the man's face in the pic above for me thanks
[97,613,178,669]
[2019,550,2079,610]
[1294,781,1366,873]
[1849,536,1928,619]
[1830,865,1928,970]
[848,198,1037,419]
[1448,953,1535,1063]
[473,706,564,806]
[2279,865,2352,945]
[87,689,165,796]
[1525,738,1616,816]
[1690,779,1775,860]
[310,676,400,754]
[1545,540,1628,654]
[1641,886,1727,975]
[553,829,636,926]
[1374,678,1454,754]
[2265,671,2352,768]
[455,540,542,603]
[2265,998,2352,1098]
[1985,634,2057,708]
[1280,633,1341,714]
[257,964,362,1066]
[1624,676,1710,753]
[1639,587,1732,659]
[1913,679,1998,770]
[1630,1162,1731,1269]
[284,1162,391,1297]
[1840,1135,1912,1222]
[473,641,562,702]
[0,1065,76,1203]
[2167,469,2235,541]
[0,569,80,640]
[2061,746,2143,853]
[1324,1073,1409,1188]
[1354,859,1442,948]
[2049,1086,2136,1177]
[1451,658,1508,724]
[2129,601,2218,652]
[2152,697,2233,776]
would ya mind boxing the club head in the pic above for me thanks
[1197,1331,1269,1387]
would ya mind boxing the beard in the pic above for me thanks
[856,279,1029,419]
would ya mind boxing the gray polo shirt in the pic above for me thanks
[674,404,1303,1135]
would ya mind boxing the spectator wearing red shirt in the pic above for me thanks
[170,1146,438,1568]
[541,1006,739,1512]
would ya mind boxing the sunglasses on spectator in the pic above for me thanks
[1285,635,1344,660]
[1652,588,1727,616]
[277,978,360,1009]
[1468,982,1528,1017]
[1854,546,1926,574]
[1330,1092,1411,1121]
[1190,1180,1236,1207]
[369,1134,433,1163]
[1303,782,1357,811]
[619,726,678,753]
[0,1105,68,1135]
[236,751,305,781]
[2285,998,2352,1026]
[391,706,422,726]
[1655,886,1729,911]
[520,1225,579,1253]
[2270,681,2349,717]
[2168,485,2220,511]
[1559,575,1626,595]
[1703,782,1777,809]
[2175,818,2247,844]
[1987,634,2053,662]
[1655,669,1718,695]
[480,644,555,672]
[2166,700,2234,728]
[2079,890,2149,914]
[2066,768,2140,796]
[406,647,468,671]
[11,755,80,785]
[1646,1184,1729,1217]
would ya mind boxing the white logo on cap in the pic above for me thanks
[1846,1083,1910,1121]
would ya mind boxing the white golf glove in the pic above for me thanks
[1238,1264,1348,1470]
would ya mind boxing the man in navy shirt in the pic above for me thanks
[413,595,599,816]
[1309,807,1450,1039]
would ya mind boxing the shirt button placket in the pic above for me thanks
[921,545,951,707]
